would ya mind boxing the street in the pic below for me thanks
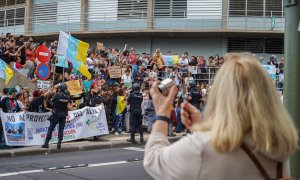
[0,146,152,180]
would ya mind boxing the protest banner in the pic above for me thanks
[65,80,82,95]
[262,65,276,80]
[108,66,122,78]
[97,42,104,51]
[188,66,198,74]
[37,80,51,90]
[0,105,109,146]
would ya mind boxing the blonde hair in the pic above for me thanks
[194,53,298,155]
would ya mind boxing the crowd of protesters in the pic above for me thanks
[0,33,285,143]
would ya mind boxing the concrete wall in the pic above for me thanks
[0,67,36,92]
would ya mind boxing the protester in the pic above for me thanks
[144,53,298,180]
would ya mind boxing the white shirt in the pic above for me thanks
[179,58,189,68]
[185,76,194,85]
[17,100,25,110]
[121,74,132,83]
[86,58,94,70]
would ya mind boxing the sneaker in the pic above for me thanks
[115,132,119,136]
[121,131,127,135]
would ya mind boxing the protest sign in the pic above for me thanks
[108,66,122,78]
[65,80,82,95]
[262,65,276,80]
[188,66,198,74]
[97,42,104,51]
[56,55,69,68]
[0,105,109,146]
[37,80,51,90]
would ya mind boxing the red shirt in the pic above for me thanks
[15,62,23,69]
[26,49,35,62]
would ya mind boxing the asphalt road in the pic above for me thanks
[0,146,153,180]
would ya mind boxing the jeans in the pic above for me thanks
[45,112,66,143]
[146,114,155,132]
[114,110,126,133]
[176,107,182,132]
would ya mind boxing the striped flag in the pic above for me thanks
[0,59,14,84]
[57,31,91,79]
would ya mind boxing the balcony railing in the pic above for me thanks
[0,10,285,35]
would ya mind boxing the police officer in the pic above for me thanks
[127,83,143,144]
[188,81,202,110]
[42,83,71,149]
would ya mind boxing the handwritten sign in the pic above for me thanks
[108,66,122,78]
[188,66,198,74]
[65,80,82,95]
[37,80,51,90]
[262,65,276,80]
[97,42,104,51]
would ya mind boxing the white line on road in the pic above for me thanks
[123,147,145,152]
[0,160,138,177]
[0,170,44,177]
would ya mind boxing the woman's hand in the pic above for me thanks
[181,102,202,130]
[150,81,178,117]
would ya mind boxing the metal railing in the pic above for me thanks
[0,10,285,35]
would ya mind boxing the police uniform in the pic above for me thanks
[127,84,143,143]
[42,84,70,149]
[189,85,202,110]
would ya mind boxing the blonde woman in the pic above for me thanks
[144,53,298,180]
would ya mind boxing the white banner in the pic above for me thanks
[0,105,109,146]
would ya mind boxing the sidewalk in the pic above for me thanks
[0,132,184,158]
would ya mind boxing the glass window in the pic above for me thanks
[154,0,187,18]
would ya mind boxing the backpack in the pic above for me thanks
[241,143,295,180]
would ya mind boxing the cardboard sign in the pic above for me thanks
[37,80,51,90]
[188,66,198,74]
[108,66,122,78]
[65,80,82,95]
[97,42,104,51]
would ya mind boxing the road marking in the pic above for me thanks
[123,147,145,152]
[0,160,140,177]
[0,170,44,177]
[88,161,128,167]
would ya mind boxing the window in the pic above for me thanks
[247,0,263,17]
[229,0,283,17]
[0,0,26,7]
[0,10,4,27]
[265,38,284,54]
[229,0,246,17]
[228,38,284,54]
[266,0,283,17]
[154,0,187,18]
[5,9,15,26]
[15,7,25,25]
[117,0,148,20]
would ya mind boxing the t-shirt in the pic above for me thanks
[86,58,94,70]
[121,74,132,83]
[15,62,23,69]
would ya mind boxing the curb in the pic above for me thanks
[0,136,182,158]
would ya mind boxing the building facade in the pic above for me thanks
[0,0,284,58]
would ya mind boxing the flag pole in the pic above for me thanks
[52,56,56,88]
[62,56,66,83]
